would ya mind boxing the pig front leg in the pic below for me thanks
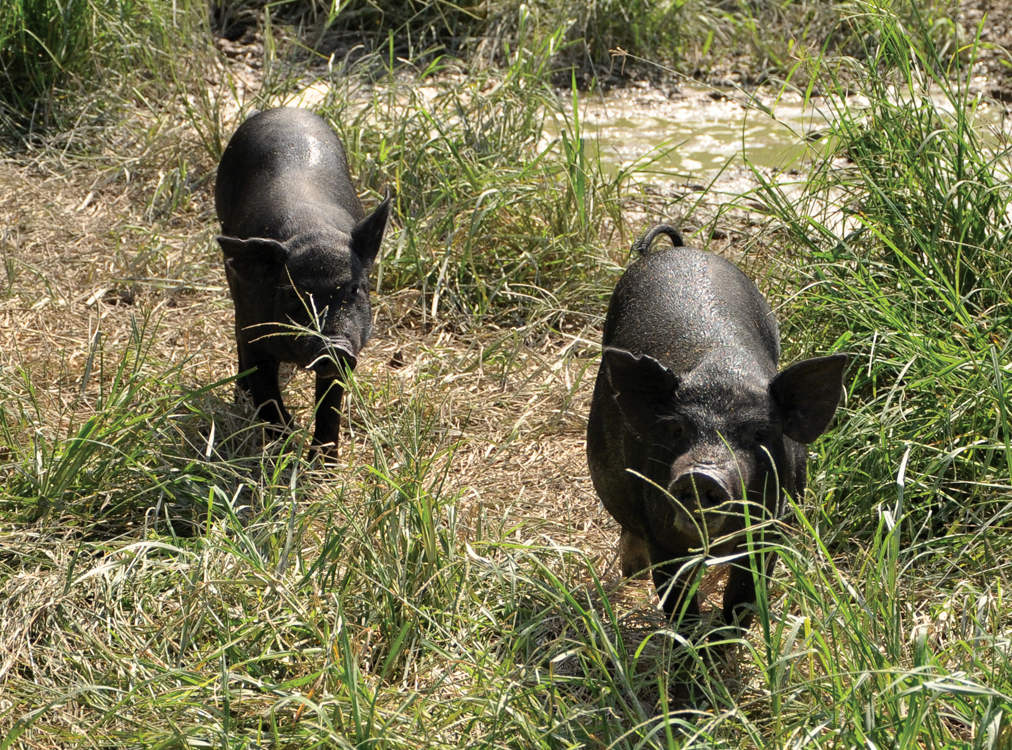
[651,553,701,621]
[237,342,292,431]
[618,529,651,579]
[722,547,779,630]
[312,374,345,458]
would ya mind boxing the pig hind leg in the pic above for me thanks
[618,529,651,579]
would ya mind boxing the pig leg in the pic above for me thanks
[651,557,701,620]
[312,374,345,457]
[618,529,651,579]
[722,547,779,630]
[234,326,252,400]
[238,346,292,430]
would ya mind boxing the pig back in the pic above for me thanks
[215,107,364,240]
[602,247,780,375]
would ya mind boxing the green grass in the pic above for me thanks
[1,0,1011,747]
[0,0,206,131]
[757,6,1012,540]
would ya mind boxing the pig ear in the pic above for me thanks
[770,353,849,444]
[603,348,679,437]
[216,236,289,280]
[350,193,392,270]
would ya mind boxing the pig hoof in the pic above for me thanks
[618,531,651,580]
[261,422,292,442]
[309,442,340,466]
[622,562,650,580]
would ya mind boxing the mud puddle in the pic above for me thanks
[545,79,1006,182]
[546,82,826,179]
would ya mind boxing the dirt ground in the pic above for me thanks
[962,0,1012,88]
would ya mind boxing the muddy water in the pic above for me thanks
[547,80,1006,181]
[546,82,828,179]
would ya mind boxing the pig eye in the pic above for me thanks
[283,288,317,318]
[743,425,769,444]
[660,416,688,442]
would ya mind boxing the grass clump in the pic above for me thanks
[0,0,210,131]
[756,8,1012,541]
[325,70,628,326]
[0,0,95,113]
[0,315,265,528]
[245,0,685,76]
[737,8,1012,739]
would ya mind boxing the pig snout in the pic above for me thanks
[668,469,735,535]
[307,339,358,377]
[669,470,732,510]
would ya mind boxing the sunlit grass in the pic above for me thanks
[0,0,1010,748]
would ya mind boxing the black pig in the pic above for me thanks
[587,225,847,630]
[215,107,391,457]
